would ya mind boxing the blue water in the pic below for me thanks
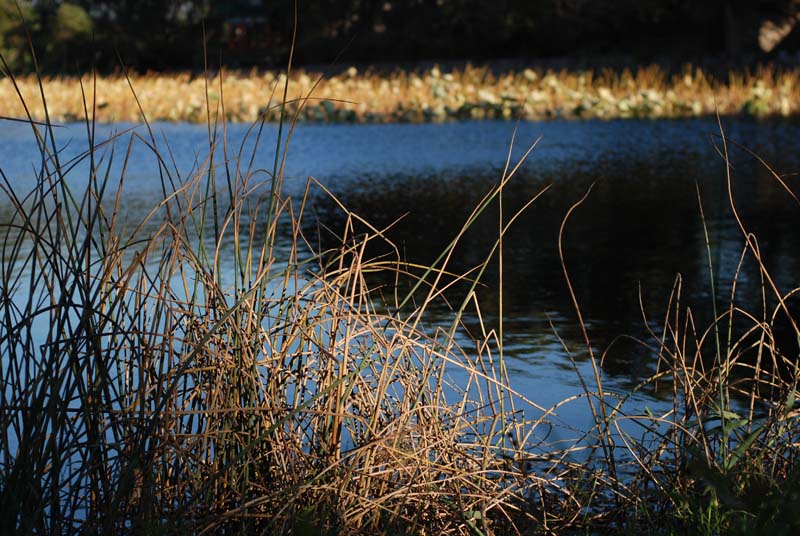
[2,116,799,427]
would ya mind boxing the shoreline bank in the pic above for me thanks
[2,63,799,124]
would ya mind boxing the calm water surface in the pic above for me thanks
[2,117,799,425]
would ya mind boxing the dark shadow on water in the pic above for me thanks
[308,141,800,385]
[2,116,799,401]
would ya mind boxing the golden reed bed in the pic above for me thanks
[2,64,799,123]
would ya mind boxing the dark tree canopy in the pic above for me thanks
[1,0,798,73]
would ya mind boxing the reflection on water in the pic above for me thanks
[1,117,799,414]
[311,136,800,387]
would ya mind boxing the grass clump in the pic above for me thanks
[0,47,799,535]
[0,55,572,534]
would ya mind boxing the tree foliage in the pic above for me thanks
[0,0,797,73]
[0,0,36,70]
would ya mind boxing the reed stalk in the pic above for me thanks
[0,34,798,536]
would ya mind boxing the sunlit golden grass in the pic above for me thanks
[1,63,799,124]
[1,53,799,535]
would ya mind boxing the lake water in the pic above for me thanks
[2,117,799,427]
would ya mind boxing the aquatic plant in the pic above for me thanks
[0,47,574,534]
[0,40,799,536]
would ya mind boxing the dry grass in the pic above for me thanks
[0,52,799,535]
[1,63,800,124]
[0,60,575,535]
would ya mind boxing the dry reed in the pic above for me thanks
[0,49,799,535]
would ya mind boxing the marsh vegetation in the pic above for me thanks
[2,63,800,124]
[1,38,800,536]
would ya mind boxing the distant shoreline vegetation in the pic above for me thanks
[2,63,799,124]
